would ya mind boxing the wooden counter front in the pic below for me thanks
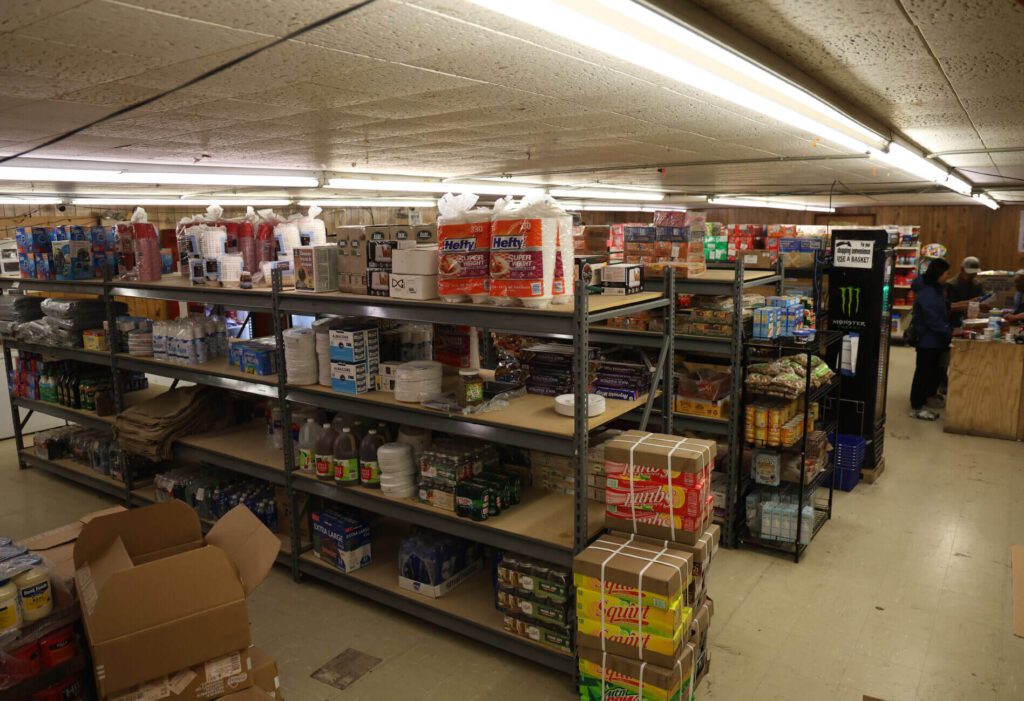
[945,339,1024,441]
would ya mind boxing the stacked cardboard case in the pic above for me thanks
[70,501,286,700]
[574,431,719,700]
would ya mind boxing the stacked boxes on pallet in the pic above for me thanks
[574,430,720,699]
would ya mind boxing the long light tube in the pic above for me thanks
[299,199,437,208]
[71,198,293,207]
[549,188,665,201]
[0,196,63,205]
[972,193,1000,210]
[327,177,542,197]
[707,196,835,213]
[465,0,880,153]
[869,144,973,196]
[0,166,317,188]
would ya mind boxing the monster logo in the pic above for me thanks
[840,286,861,316]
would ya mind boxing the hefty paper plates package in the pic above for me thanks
[489,195,560,309]
[437,193,492,303]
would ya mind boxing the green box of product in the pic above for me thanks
[704,236,729,262]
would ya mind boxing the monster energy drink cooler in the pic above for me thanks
[828,228,894,469]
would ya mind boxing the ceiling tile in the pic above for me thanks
[0,0,85,34]
[17,1,264,60]
[0,34,165,87]
[112,0,366,36]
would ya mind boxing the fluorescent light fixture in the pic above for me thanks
[707,196,835,213]
[327,177,541,197]
[71,198,291,207]
[128,172,316,187]
[868,143,974,196]
[972,193,1000,210]
[549,188,665,201]
[0,196,63,205]
[0,165,317,188]
[465,0,882,154]
[299,199,437,208]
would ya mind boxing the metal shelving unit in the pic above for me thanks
[737,331,843,562]
[1,271,675,675]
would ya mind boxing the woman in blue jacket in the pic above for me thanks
[909,258,952,420]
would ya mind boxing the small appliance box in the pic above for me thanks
[72,501,280,699]
[601,263,644,295]
[389,273,438,300]
[392,246,438,276]
[53,240,93,281]
[328,325,378,363]
[411,223,437,244]
[367,269,390,296]
[294,245,338,292]
[330,360,371,394]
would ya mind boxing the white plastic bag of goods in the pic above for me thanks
[489,195,559,309]
[275,220,302,260]
[297,205,327,246]
[437,192,492,303]
[553,213,575,305]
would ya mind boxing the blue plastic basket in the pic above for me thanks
[833,434,865,491]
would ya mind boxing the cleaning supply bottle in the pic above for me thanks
[297,418,321,473]
[359,429,385,488]
[314,423,338,482]
[333,427,360,485]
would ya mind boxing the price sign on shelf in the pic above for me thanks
[833,238,874,269]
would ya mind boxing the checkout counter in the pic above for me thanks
[945,337,1024,441]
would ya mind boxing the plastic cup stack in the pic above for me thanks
[394,360,443,403]
[397,425,431,460]
[218,254,244,286]
[378,442,416,498]
[283,327,317,385]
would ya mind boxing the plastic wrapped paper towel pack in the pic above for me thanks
[437,192,493,303]
[553,213,575,305]
[489,195,560,309]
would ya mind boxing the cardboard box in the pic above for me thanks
[109,649,254,701]
[675,395,731,419]
[604,431,717,480]
[411,223,437,244]
[367,269,390,296]
[389,273,438,300]
[602,263,644,295]
[578,631,696,701]
[220,689,275,701]
[739,249,776,269]
[249,647,282,700]
[20,506,127,594]
[72,501,280,698]
[392,247,438,276]
[293,245,338,293]
[330,360,371,394]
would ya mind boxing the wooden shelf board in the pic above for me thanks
[176,420,285,472]
[282,288,664,317]
[117,354,278,386]
[21,451,126,490]
[299,525,572,659]
[294,470,604,552]
[291,383,654,438]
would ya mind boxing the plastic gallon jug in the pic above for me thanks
[333,427,360,485]
[360,429,386,487]
[297,418,322,473]
[314,423,339,482]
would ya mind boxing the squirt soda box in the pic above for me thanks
[573,533,694,668]
[578,642,696,701]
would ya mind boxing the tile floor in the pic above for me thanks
[1,346,1022,700]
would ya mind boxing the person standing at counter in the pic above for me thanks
[944,256,987,327]
[1007,269,1024,322]
[909,258,953,421]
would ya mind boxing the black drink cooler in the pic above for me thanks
[827,229,894,469]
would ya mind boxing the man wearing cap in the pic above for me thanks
[944,256,988,328]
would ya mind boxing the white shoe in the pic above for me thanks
[909,408,939,421]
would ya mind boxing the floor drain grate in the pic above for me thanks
[311,648,383,691]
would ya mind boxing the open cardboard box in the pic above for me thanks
[19,506,127,604]
[73,501,280,698]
